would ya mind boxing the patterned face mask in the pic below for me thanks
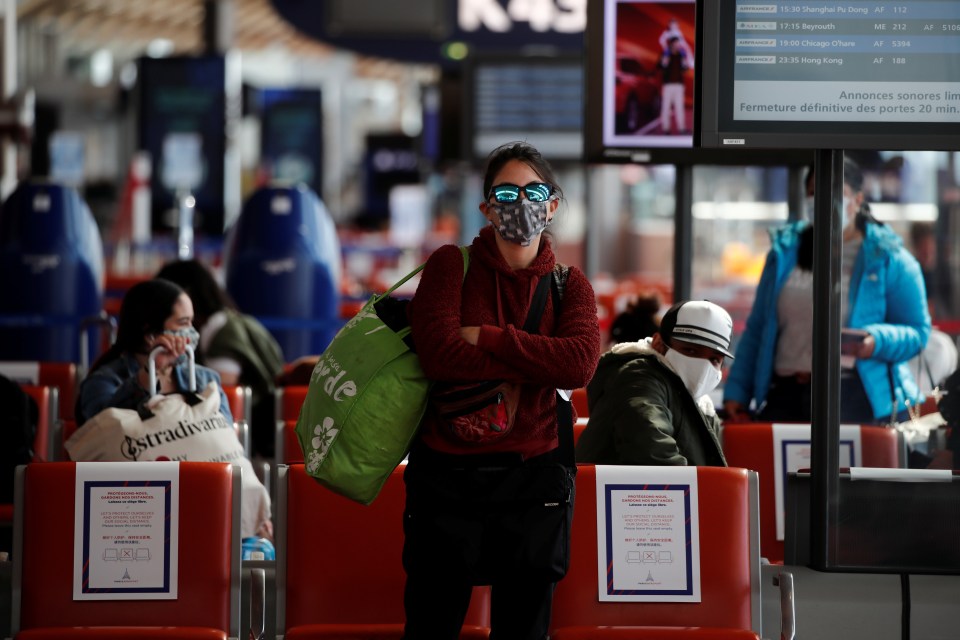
[162,327,200,364]
[488,198,554,246]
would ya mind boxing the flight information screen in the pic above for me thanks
[731,0,960,123]
[467,56,584,161]
[699,0,960,149]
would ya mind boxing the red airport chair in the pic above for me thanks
[11,461,243,638]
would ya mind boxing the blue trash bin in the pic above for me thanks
[224,184,341,361]
[0,181,104,362]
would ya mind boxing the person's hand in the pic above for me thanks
[256,518,274,542]
[842,330,875,360]
[855,334,876,359]
[148,333,189,371]
[460,326,480,345]
[723,400,751,423]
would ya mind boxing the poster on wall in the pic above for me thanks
[73,462,180,600]
[595,465,701,602]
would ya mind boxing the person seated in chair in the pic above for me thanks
[156,259,285,459]
[76,278,233,426]
[75,278,273,540]
[577,300,733,466]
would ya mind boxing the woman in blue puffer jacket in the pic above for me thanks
[723,156,931,425]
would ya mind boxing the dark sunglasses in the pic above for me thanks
[488,182,554,203]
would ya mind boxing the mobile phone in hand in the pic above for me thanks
[840,328,869,356]
[840,329,869,372]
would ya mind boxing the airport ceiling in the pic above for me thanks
[15,0,427,80]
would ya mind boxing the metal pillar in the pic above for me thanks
[673,163,693,302]
[1,0,17,199]
[810,148,844,570]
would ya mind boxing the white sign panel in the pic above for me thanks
[772,423,862,540]
[49,131,87,187]
[0,361,39,384]
[161,132,204,192]
[388,184,429,249]
[73,462,180,600]
[595,465,700,602]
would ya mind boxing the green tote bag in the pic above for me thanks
[295,247,468,504]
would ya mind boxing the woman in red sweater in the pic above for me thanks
[402,142,601,640]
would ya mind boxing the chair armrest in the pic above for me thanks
[249,566,266,640]
[234,420,251,458]
[772,570,796,640]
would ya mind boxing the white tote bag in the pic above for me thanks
[67,349,270,538]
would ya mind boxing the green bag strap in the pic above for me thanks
[374,246,469,304]
[458,245,470,280]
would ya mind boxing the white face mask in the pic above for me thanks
[663,348,722,400]
[841,196,853,229]
[807,196,855,229]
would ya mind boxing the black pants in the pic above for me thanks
[401,444,573,640]
[757,370,901,425]
[403,569,556,640]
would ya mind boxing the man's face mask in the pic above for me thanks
[488,199,553,246]
[663,347,722,400]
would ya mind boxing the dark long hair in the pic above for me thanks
[89,279,184,374]
[155,259,236,330]
[481,141,564,203]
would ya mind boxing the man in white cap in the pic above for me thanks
[577,300,734,466]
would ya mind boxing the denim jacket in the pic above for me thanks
[77,352,233,426]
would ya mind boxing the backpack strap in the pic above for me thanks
[523,263,567,332]
[522,273,552,333]
[556,390,574,468]
[522,269,574,466]
[548,264,575,468]
[551,264,568,317]
[552,263,569,300]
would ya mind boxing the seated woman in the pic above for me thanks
[76,278,233,425]
[75,278,272,540]
[156,259,285,458]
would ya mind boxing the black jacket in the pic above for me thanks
[576,340,727,466]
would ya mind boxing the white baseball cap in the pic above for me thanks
[658,300,735,359]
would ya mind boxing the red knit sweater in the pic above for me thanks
[408,226,601,458]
